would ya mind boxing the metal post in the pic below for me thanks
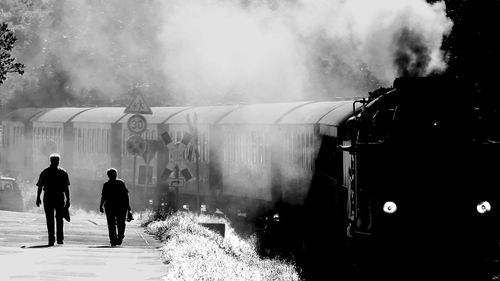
[196,145,200,215]
[132,155,137,207]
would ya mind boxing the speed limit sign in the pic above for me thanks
[127,114,147,134]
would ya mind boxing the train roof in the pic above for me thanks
[278,101,354,125]
[318,101,359,126]
[71,107,127,123]
[1,108,49,123]
[35,107,91,123]
[217,102,310,125]
[166,105,240,125]
[119,107,190,125]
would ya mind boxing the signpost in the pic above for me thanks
[124,92,152,207]
[187,113,200,214]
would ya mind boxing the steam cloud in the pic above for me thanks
[1,0,453,106]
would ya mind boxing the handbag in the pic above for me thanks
[126,211,134,222]
[63,206,70,222]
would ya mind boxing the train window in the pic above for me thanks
[96,128,101,153]
[205,131,209,162]
[85,128,92,153]
[96,128,100,153]
[104,128,108,153]
[104,129,107,153]
[82,128,86,153]
[229,132,232,163]
[93,128,97,153]
[223,133,227,162]
[77,128,81,152]
[92,128,95,153]
[104,129,108,153]
[258,134,263,164]
[310,133,313,170]
[88,128,92,153]
[94,128,98,153]
[228,133,232,162]
[233,133,237,163]
[229,133,233,162]
[78,128,81,152]
[89,128,93,153]
[86,128,90,153]
[246,133,251,163]
[197,132,201,162]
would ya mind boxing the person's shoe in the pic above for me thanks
[48,242,54,246]
[57,241,63,245]
[116,240,122,246]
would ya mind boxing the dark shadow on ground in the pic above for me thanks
[88,245,119,248]
[21,244,54,248]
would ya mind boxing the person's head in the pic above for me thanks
[49,153,60,167]
[106,168,118,180]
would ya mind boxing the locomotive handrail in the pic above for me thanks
[352,230,372,237]
[352,98,368,115]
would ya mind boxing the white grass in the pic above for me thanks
[145,212,302,281]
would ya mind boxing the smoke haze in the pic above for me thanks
[0,0,453,106]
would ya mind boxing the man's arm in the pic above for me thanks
[36,171,44,207]
[99,184,106,213]
[36,185,42,207]
[122,181,131,212]
[64,172,70,208]
[64,185,70,208]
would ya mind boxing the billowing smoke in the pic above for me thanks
[0,0,452,107]
[394,27,431,77]
[156,0,453,102]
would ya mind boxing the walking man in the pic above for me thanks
[36,153,71,246]
[99,168,131,246]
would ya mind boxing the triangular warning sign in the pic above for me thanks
[124,93,153,114]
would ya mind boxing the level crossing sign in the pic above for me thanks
[160,131,193,182]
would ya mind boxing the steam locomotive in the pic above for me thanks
[1,76,497,279]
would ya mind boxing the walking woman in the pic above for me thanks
[99,168,131,246]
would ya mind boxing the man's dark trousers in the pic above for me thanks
[43,195,65,244]
[105,207,127,245]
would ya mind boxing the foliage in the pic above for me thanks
[0,22,24,85]
[145,212,302,281]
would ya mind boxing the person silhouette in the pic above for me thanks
[36,153,71,246]
[99,168,131,246]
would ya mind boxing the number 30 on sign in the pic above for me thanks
[127,114,147,134]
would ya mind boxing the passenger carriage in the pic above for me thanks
[1,108,48,180]
[70,107,127,208]
[32,107,91,175]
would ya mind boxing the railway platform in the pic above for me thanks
[0,209,166,280]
